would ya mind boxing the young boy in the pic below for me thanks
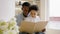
[24,5,40,23]
[24,5,45,34]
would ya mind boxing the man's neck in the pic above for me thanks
[23,13,27,17]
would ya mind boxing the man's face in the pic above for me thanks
[22,6,29,16]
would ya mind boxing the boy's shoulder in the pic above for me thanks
[36,16,40,20]
[36,16,40,18]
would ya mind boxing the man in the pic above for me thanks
[16,2,30,26]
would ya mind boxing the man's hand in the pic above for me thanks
[42,29,46,32]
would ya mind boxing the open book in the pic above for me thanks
[19,21,48,33]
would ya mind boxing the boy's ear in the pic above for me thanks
[21,8,23,10]
[37,13,39,16]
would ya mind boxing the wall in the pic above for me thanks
[0,0,15,21]
[40,0,48,21]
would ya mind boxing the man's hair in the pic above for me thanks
[22,2,30,7]
[29,5,38,12]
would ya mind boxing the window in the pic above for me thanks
[49,0,60,17]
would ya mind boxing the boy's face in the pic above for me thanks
[30,10,37,18]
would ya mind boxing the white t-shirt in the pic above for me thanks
[24,16,40,23]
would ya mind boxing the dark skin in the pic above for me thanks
[22,6,29,17]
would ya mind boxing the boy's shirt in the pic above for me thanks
[24,16,40,23]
